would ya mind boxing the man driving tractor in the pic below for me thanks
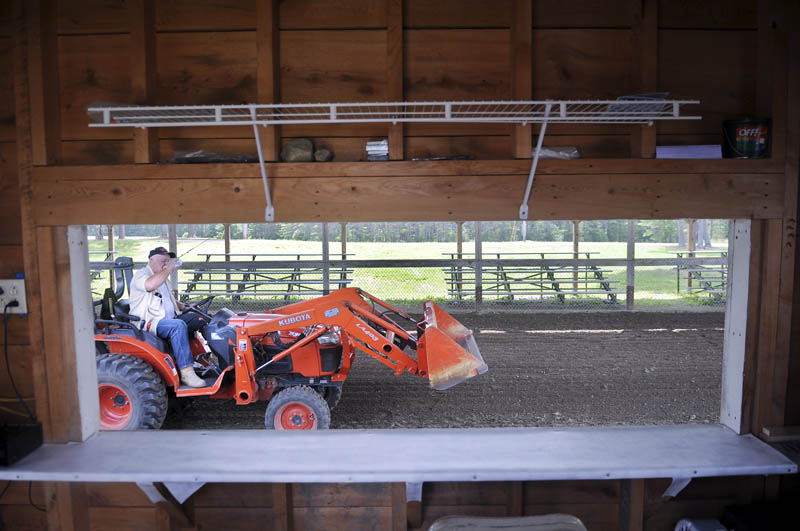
[129,247,208,388]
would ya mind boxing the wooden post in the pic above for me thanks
[387,0,404,160]
[168,224,177,294]
[322,222,330,295]
[627,220,636,310]
[475,221,483,312]
[131,0,158,163]
[687,219,696,291]
[391,483,408,531]
[511,0,532,158]
[507,482,523,516]
[572,220,580,292]
[618,479,644,531]
[257,0,281,161]
[107,224,115,287]
[271,483,293,531]
[224,223,231,294]
[630,0,657,158]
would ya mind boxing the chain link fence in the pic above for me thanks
[88,221,729,314]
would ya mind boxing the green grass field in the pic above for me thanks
[89,237,728,308]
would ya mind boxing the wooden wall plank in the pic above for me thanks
[0,482,46,506]
[533,1,632,28]
[58,34,132,140]
[424,482,513,506]
[524,480,619,504]
[57,0,130,35]
[658,30,757,136]
[511,0,532,159]
[391,483,407,531]
[658,0,757,30]
[0,2,12,37]
[281,0,385,29]
[406,136,512,161]
[85,483,154,508]
[61,139,134,165]
[405,29,510,101]
[271,483,292,531]
[156,0,255,32]
[156,32,256,106]
[191,508,274,530]
[0,143,21,244]
[0,244,24,276]
[0,346,35,398]
[293,483,393,507]
[293,506,393,531]
[532,29,632,100]
[257,0,280,161]
[0,40,14,141]
[190,483,273,508]
[280,30,386,103]
[0,504,49,530]
[88,507,156,531]
[405,0,511,28]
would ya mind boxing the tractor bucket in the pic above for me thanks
[420,301,487,390]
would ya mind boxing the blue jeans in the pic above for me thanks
[156,318,193,370]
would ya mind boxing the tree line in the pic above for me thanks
[91,220,729,244]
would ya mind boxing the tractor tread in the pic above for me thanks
[97,353,168,430]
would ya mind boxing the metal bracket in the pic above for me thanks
[519,104,551,220]
[663,477,692,497]
[251,107,275,222]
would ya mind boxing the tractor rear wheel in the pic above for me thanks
[96,353,168,430]
[321,386,343,410]
[265,385,331,430]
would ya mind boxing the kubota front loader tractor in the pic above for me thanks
[95,274,487,430]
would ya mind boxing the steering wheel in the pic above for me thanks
[183,295,215,320]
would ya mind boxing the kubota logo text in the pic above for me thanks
[278,313,311,327]
[356,322,380,342]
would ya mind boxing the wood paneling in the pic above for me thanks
[424,482,510,506]
[533,29,632,100]
[511,0,532,158]
[88,507,156,531]
[387,0,403,160]
[57,0,130,35]
[0,39,14,141]
[0,346,36,397]
[0,143,21,244]
[280,30,386,102]
[0,504,48,530]
[61,140,134,165]
[131,0,157,164]
[156,32,256,106]
[257,0,280,161]
[406,136,511,161]
[156,0,255,32]
[0,2,12,37]
[58,34,132,140]
[658,30,757,136]
[85,483,154,508]
[0,244,24,277]
[281,0,385,29]
[191,507,274,529]
[405,30,510,101]
[190,483,274,508]
[658,0,758,30]
[293,483,393,507]
[405,0,511,28]
[524,480,619,504]
[533,0,633,28]
[293,506,393,531]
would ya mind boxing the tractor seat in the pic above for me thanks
[114,299,131,317]
[108,327,169,355]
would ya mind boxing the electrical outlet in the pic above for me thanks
[0,279,27,314]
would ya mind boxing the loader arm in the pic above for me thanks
[233,288,487,389]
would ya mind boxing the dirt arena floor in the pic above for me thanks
[162,310,725,430]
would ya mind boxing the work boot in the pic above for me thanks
[180,367,207,388]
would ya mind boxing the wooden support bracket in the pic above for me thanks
[136,482,195,529]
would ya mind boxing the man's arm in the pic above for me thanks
[144,263,177,292]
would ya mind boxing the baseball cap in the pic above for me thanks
[148,246,176,259]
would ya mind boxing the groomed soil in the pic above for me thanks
[161,310,724,430]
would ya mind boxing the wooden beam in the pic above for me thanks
[387,0,404,160]
[26,0,59,165]
[757,0,786,163]
[257,0,280,161]
[618,479,644,531]
[630,0,657,158]
[511,0,532,158]
[391,483,407,531]
[271,483,293,531]
[30,168,784,225]
[130,0,158,163]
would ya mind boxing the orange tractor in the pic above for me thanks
[94,259,486,430]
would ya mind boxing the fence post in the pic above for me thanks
[626,220,635,310]
[322,222,330,295]
[475,221,482,312]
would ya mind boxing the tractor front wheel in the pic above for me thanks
[265,385,331,430]
[96,353,168,430]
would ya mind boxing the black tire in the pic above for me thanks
[265,385,331,430]
[96,353,168,430]
[321,386,343,410]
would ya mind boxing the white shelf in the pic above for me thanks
[88,99,700,128]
